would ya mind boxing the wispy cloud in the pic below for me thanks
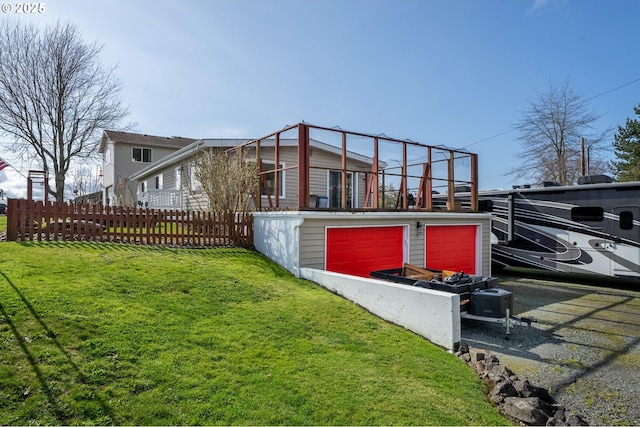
[527,0,564,16]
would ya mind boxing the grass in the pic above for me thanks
[0,230,509,424]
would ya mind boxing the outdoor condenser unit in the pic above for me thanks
[469,288,513,318]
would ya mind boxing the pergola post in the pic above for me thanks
[470,153,478,211]
[274,133,281,207]
[297,123,310,208]
[341,132,347,209]
[447,151,456,210]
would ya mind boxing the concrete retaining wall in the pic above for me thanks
[299,268,461,351]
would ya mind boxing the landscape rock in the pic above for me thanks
[503,397,553,425]
[457,346,589,426]
[565,414,589,426]
[469,347,486,363]
[546,407,567,425]
[514,379,554,403]
[490,381,518,404]
[489,364,515,382]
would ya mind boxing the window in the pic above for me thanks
[104,144,112,165]
[261,161,285,198]
[155,174,163,190]
[175,167,182,190]
[132,147,152,163]
[571,206,604,222]
[328,170,355,208]
[619,211,634,230]
[141,180,147,193]
[189,162,201,192]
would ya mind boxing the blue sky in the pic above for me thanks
[1,0,639,198]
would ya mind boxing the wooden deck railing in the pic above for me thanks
[5,199,253,248]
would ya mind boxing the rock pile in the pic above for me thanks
[456,344,589,426]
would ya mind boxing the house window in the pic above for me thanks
[261,161,285,198]
[155,174,163,190]
[132,147,152,163]
[104,144,112,165]
[175,167,182,190]
[141,180,147,193]
[328,170,355,208]
[189,162,201,192]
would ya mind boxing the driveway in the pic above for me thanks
[461,268,640,426]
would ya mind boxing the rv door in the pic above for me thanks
[609,206,640,277]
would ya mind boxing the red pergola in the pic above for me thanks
[233,122,479,212]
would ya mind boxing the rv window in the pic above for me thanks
[478,200,493,212]
[619,211,634,230]
[571,206,604,222]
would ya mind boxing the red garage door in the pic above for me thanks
[326,226,405,277]
[425,225,477,274]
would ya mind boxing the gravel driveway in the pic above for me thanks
[460,269,640,426]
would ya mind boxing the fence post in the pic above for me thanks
[6,199,18,241]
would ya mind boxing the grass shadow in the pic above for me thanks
[0,271,117,424]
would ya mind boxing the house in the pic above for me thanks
[128,137,387,211]
[109,123,489,281]
[98,130,196,206]
[129,138,250,210]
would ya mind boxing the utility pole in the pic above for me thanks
[580,137,586,176]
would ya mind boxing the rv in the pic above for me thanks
[470,176,640,278]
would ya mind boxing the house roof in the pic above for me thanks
[99,130,197,153]
[129,138,251,181]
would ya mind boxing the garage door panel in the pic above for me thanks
[425,225,477,274]
[326,226,404,277]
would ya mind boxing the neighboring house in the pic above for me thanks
[129,138,250,210]
[98,130,196,206]
[129,138,385,211]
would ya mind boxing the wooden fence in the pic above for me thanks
[5,199,253,247]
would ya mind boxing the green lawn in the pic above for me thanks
[0,237,509,425]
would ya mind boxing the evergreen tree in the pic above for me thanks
[611,104,640,182]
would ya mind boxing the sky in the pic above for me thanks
[1,0,639,199]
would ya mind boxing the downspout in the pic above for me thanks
[292,216,305,278]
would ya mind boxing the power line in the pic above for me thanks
[585,77,640,102]
[463,129,515,149]
[462,76,640,149]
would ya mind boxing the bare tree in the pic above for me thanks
[113,177,138,208]
[67,164,103,202]
[510,78,611,185]
[193,148,258,215]
[378,182,399,209]
[0,19,130,202]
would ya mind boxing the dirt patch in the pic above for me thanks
[460,269,640,426]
